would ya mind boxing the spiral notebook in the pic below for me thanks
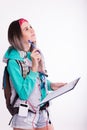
[38,77,80,106]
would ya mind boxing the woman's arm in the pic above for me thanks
[47,80,67,91]
[7,59,38,100]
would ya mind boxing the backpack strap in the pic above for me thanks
[16,60,30,78]
[11,60,30,105]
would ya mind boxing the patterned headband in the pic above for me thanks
[19,18,28,26]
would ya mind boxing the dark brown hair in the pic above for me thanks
[8,19,24,50]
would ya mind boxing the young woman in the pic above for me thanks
[3,18,66,130]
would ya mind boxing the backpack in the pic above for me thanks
[2,59,49,116]
[2,60,29,116]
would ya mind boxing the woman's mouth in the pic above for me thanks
[31,34,35,37]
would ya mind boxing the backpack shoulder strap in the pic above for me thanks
[16,60,30,78]
[16,60,23,76]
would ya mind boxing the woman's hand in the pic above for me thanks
[51,82,67,91]
[38,55,45,73]
[31,49,41,72]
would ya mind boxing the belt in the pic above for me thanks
[40,101,49,110]
[11,101,49,116]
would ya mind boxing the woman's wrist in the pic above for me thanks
[31,67,37,72]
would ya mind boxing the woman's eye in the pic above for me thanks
[30,25,32,28]
[25,27,29,31]
[24,25,32,31]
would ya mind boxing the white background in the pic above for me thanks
[0,0,87,130]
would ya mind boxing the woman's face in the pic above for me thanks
[20,21,36,51]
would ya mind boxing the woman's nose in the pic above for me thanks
[30,28,34,33]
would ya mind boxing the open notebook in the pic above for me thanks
[38,77,80,106]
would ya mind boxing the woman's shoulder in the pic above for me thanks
[3,46,23,62]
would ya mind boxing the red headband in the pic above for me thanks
[19,18,28,26]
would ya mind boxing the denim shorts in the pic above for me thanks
[11,109,50,129]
